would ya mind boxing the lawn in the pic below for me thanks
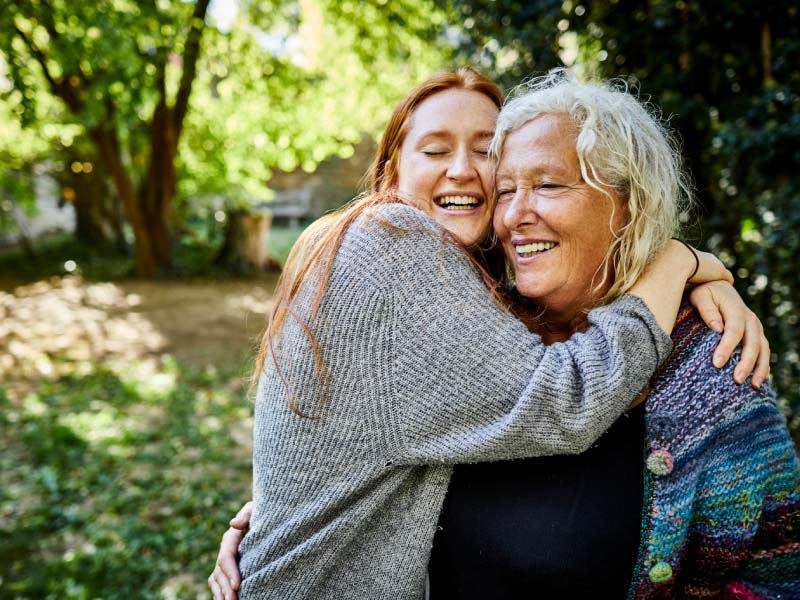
[0,272,286,599]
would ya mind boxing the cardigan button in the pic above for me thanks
[649,414,676,438]
[646,449,674,476]
[648,561,673,583]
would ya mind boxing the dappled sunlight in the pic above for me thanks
[0,276,167,382]
[0,275,267,597]
[0,274,279,390]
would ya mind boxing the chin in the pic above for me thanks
[514,279,550,302]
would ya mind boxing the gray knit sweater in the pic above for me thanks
[238,203,673,599]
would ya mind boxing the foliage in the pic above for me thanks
[0,0,449,275]
[0,359,253,599]
[451,0,800,431]
[176,0,447,224]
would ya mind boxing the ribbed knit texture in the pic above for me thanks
[238,203,673,600]
[630,303,800,599]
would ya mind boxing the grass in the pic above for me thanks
[0,357,254,599]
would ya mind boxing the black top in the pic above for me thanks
[429,403,645,599]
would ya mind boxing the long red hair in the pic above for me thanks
[253,68,504,416]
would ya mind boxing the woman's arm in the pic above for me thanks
[632,241,771,387]
[378,205,680,464]
[627,239,732,335]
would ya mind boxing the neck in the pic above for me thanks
[537,312,588,344]
[532,286,610,344]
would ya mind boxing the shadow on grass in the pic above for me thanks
[0,362,253,599]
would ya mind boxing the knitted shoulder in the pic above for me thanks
[339,203,474,289]
[369,202,443,232]
[648,304,781,439]
[342,203,443,252]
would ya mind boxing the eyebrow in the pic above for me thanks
[495,164,574,180]
[415,129,495,144]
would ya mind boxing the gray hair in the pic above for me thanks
[490,68,694,303]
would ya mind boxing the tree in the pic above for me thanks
[1,0,450,275]
[1,0,211,277]
[176,0,448,270]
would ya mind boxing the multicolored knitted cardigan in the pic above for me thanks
[629,302,800,599]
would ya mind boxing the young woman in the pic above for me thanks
[208,69,771,600]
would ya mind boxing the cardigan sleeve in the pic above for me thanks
[636,306,800,599]
[729,409,800,598]
[369,204,674,465]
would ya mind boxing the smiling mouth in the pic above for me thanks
[434,195,482,211]
[515,241,558,258]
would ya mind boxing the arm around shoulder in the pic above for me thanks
[373,212,674,465]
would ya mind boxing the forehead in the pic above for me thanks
[406,89,498,138]
[497,114,579,174]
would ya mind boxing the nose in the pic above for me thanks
[446,147,477,182]
[502,188,539,230]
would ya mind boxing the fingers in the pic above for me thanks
[733,313,761,384]
[220,527,245,590]
[208,572,221,600]
[689,280,771,388]
[209,505,251,600]
[689,285,724,334]
[742,312,770,388]
[230,501,254,530]
[752,335,771,388]
[208,565,236,600]
[713,313,744,371]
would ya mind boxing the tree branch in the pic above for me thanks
[172,0,211,136]
[12,14,84,112]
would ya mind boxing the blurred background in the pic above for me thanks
[1,0,797,597]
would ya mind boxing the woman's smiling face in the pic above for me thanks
[396,88,498,246]
[493,114,628,323]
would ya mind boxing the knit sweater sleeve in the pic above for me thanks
[365,204,673,465]
[734,417,800,598]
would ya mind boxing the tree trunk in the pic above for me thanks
[65,155,125,249]
[140,102,177,273]
[216,210,280,272]
[90,126,160,277]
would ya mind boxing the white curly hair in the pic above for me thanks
[490,68,694,303]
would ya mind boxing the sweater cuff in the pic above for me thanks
[597,294,674,366]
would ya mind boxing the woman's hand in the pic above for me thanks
[208,501,252,600]
[689,281,770,388]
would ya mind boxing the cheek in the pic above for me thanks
[492,205,508,240]
[396,155,412,194]
[477,162,493,195]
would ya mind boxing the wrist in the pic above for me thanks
[670,238,699,282]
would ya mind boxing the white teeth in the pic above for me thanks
[516,242,557,256]
[437,195,479,209]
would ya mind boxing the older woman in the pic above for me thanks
[427,71,800,597]
[209,69,777,600]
